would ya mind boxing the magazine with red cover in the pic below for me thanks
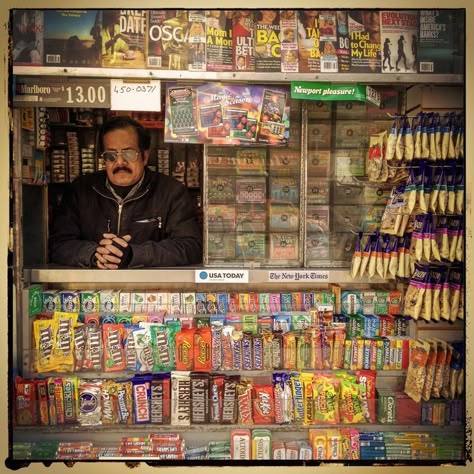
[232,10,255,71]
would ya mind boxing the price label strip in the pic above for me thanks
[110,79,161,112]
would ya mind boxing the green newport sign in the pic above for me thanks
[291,82,380,107]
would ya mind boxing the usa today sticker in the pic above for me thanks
[195,270,249,283]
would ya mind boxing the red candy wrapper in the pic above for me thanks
[252,385,275,424]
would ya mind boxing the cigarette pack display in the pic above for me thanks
[43,10,101,67]
[236,205,267,232]
[336,101,367,119]
[306,178,329,205]
[101,10,147,69]
[269,205,300,232]
[307,101,331,120]
[270,176,299,203]
[307,150,330,177]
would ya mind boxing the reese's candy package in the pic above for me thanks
[194,327,212,371]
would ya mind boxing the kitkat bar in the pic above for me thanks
[252,385,275,424]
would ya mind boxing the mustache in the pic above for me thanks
[113,166,132,174]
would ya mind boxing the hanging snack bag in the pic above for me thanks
[435,216,450,260]
[359,236,372,278]
[446,161,457,214]
[404,116,414,161]
[448,216,461,262]
[420,270,433,322]
[447,113,456,159]
[368,233,380,279]
[421,338,438,401]
[428,114,437,160]
[434,113,442,160]
[455,221,463,262]
[430,214,441,262]
[350,233,363,279]
[388,237,399,279]
[437,165,448,214]
[382,235,392,279]
[403,263,429,320]
[376,234,385,279]
[431,339,447,398]
[380,184,405,235]
[402,168,417,215]
[413,113,423,159]
[421,113,430,159]
[385,117,398,161]
[430,267,443,321]
[367,132,386,182]
[404,338,430,403]
[410,215,425,264]
[440,268,451,321]
[449,268,462,322]
[455,167,464,215]
[395,116,405,161]
[441,113,451,160]
[422,215,432,262]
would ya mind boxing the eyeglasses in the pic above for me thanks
[101,149,141,163]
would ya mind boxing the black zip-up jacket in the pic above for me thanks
[49,168,202,268]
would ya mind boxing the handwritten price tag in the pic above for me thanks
[110,79,161,111]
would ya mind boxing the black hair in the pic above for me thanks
[99,115,151,152]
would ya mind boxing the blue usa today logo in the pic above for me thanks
[199,271,208,280]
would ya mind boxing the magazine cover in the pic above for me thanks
[418,10,465,74]
[318,11,338,72]
[43,10,101,67]
[336,11,350,72]
[232,11,255,71]
[147,10,189,70]
[12,10,44,66]
[347,10,381,73]
[380,11,418,73]
[102,10,147,68]
[206,10,233,72]
[297,10,320,73]
[188,10,206,72]
[255,10,281,72]
[280,10,298,73]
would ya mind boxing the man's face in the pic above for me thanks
[103,126,149,186]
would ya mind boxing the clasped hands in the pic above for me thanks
[94,233,132,269]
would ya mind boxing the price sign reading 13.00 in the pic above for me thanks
[66,84,108,105]
[110,79,161,112]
